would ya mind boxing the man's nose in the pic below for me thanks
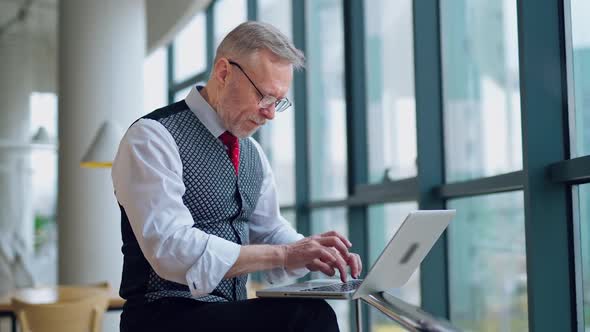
[260,106,275,120]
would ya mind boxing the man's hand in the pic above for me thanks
[282,231,363,282]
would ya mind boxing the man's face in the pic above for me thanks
[215,50,293,138]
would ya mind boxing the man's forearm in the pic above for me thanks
[224,244,286,279]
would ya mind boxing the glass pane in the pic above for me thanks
[214,0,247,49]
[173,13,207,83]
[577,184,590,329]
[173,86,193,102]
[570,0,590,157]
[311,208,348,242]
[144,47,168,113]
[248,209,297,298]
[258,0,292,37]
[307,0,348,200]
[311,208,350,332]
[256,1,295,205]
[29,93,59,286]
[368,202,419,331]
[365,0,417,183]
[281,209,296,230]
[441,0,522,182]
[256,97,296,205]
[448,192,528,331]
[0,2,59,294]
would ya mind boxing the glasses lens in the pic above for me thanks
[275,98,291,113]
[259,95,276,108]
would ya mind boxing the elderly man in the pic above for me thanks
[112,21,362,332]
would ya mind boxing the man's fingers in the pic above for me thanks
[327,247,348,283]
[347,253,361,279]
[314,247,347,281]
[357,254,363,275]
[354,253,363,278]
[287,235,362,280]
[315,248,337,265]
[320,231,352,247]
[307,258,335,276]
[317,236,350,258]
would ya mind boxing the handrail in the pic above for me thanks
[360,292,462,332]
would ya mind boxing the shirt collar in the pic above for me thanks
[185,85,227,138]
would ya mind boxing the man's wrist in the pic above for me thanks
[275,244,288,270]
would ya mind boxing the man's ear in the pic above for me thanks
[213,58,230,88]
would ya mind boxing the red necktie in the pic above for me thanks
[219,131,239,174]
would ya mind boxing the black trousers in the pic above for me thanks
[120,297,340,332]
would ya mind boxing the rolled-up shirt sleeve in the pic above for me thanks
[248,139,309,284]
[111,119,240,298]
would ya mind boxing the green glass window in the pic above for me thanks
[213,0,247,49]
[311,208,349,331]
[144,47,168,112]
[448,192,528,331]
[440,0,522,182]
[173,13,206,83]
[173,86,192,102]
[576,184,590,329]
[365,0,417,183]
[306,0,348,201]
[257,0,296,205]
[368,202,419,331]
[569,0,590,157]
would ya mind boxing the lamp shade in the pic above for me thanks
[80,121,124,168]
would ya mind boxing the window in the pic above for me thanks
[440,0,522,182]
[29,92,59,285]
[311,208,348,240]
[258,0,292,37]
[143,47,168,113]
[174,86,193,102]
[368,202,419,331]
[256,106,296,205]
[247,210,297,298]
[576,184,590,329]
[569,0,590,157]
[448,192,528,331]
[281,209,296,229]
[157,2,585,330]
[257,0,296,205]
[214,0,247,49]
[307,0,348,201]
[311,208,350,332]
[173,13,207,83]
[365,0,417,182]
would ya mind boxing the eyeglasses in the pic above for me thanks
[228,60,292,113]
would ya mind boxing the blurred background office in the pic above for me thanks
[0,0,588,331]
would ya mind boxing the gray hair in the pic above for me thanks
[214,21,305,70]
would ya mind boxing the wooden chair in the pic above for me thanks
[11,285,110,332]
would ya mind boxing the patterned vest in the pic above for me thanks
[119,100,264,305]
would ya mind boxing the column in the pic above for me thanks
[58,0,145,290]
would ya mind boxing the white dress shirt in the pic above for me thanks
[112,86,307,298]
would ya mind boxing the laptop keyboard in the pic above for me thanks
[301,279,363,292]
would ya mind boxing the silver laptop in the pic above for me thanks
[257,210,455,300]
